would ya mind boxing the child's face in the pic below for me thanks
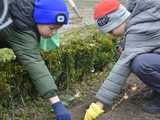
[109,21,126,37]
[37,24,62,37]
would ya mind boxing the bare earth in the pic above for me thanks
[70,74,160,120]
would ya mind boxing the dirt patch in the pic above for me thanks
[97,96,160,120]
[70,74,160,120]
[71,103,88,120]
[96,89,160,120]
[7,72,160,120]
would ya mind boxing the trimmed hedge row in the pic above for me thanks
[0,26,118,107]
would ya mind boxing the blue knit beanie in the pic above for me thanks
[33,0,69,24]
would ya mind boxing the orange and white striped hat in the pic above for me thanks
[94,0,130,33]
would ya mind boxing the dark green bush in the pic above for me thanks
[0,26,118,108]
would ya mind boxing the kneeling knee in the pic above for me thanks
[131,54,149,75]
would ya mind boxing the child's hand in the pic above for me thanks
[84,103,104,120]
[116,41,125,56]
[52,102,72,120]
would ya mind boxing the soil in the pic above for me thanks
[70,74,160,120]
[6,70,160,120]
[6,64,160,120]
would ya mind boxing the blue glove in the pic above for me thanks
[52,102,72,120]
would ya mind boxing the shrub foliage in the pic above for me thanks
[0,26,118,107]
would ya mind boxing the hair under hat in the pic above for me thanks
[94,0,130,33]
[33,0,69,25]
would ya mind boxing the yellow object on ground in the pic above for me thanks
[84,103,104,120]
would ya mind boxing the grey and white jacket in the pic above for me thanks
[96,0,160,107]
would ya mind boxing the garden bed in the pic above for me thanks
[0,26,117,119]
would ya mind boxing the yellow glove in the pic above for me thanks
[84,103,104,120]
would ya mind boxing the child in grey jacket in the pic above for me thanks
[84,0,160,119]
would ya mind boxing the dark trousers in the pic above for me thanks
[131,53,160,93]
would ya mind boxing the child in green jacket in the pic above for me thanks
[0,0,71,119]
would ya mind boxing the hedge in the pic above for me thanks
[0,26,118,108]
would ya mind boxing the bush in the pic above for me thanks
[0,26,118,107]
